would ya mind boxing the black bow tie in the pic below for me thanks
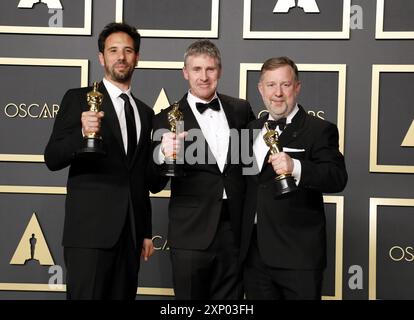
[266,118,287,131]
[196,98,220,114]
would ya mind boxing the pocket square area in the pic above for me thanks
[282,147,305,152]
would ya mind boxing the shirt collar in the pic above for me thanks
[268,104,299,124]
[103,78,132,99]
[187,90,219,106]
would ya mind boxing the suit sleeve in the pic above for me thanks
[299,123,347,193]
[44,89,83,171]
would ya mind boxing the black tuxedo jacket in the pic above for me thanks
[152,93,255,250]
[240,105,347,270]
[44,82,154,249]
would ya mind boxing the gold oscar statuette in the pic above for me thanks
[76,82,106,157]
[161,101,185,176]
[263,121,297,196]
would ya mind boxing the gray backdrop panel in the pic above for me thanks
[0,0,413,300]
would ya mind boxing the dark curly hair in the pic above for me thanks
[98,22,141,53]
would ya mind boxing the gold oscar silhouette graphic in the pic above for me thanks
[401,119,414,147]
[263,121,297,196]
[10,213,54,266]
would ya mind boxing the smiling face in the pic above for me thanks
[183,53,221,101]
[258,65,301,120]
[98,31,139,87]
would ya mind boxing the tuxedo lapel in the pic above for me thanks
[249,116,268,178]
[257,107,306,177]
[130,95,149,167]
[219,94,236,130]
[257,116,273,175]
[179,96,201,132]
[219,95,236,172]
[99,83,125,157]
[279,105,306,147]
[179,95,220,173]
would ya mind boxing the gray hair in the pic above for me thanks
[184,40,222,69]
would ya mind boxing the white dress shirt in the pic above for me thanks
[103,78,141,154]
[187,91,230,198]
[158,91,231,198]
[253,104,302,223]
[187,91,230,172]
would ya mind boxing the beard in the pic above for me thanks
[106,61,134,83]
[267,100,293,120]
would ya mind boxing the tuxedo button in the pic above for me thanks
[260,184,267,189]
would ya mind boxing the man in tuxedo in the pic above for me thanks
[240,57,347,300]
[152,40,255,299]
[44,22,155,300]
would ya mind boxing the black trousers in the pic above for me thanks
[64,219,140,300]
[243,225,323,300]
[170,203,243,300]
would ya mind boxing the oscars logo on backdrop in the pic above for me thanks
[9,213,54,266]
[401,119,414,147]
[17,0,62,9]
[389,246,414,262]
[257,108,326,120]
[152,235,170,251]
[4,102,59,119]
[273,0,320,13]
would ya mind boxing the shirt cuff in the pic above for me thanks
[292,159,301,186]
[158,145,166,164]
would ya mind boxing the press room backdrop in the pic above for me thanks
[0,0,413,300]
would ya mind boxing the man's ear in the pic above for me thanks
[98,52,104,67]
[182,67,189,81]
[295,81,302,96]
[134,53,140,67]
[258,82,264,97]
